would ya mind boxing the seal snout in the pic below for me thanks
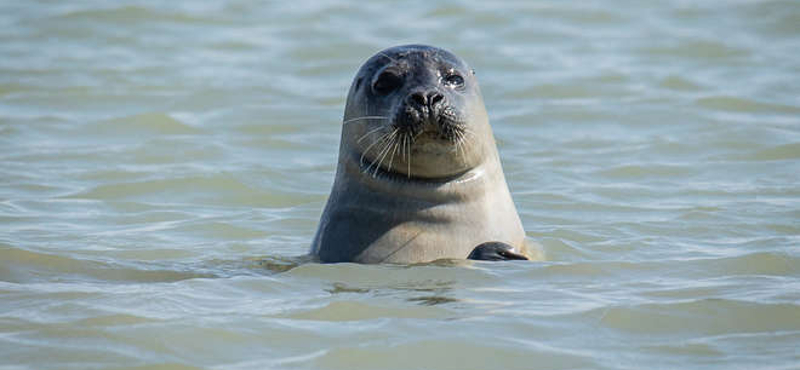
[408,89,445,113]
[404,88,446,127]
[395,87,462,141]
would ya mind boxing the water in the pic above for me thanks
[1,0,799,369]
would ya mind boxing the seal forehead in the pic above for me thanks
[359,44,469,77]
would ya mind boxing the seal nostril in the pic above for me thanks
[428,92,444,108]
[410,92,427,107]
[408,91,445,110]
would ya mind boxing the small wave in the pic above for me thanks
[311,338,594,370]
[658,75,702,91]
[596,299,800,335]
[0,245,213,284]
[54,5,213,25]
[283,300,450,321]
[87,112,202,137]
[709,251,799,276]
[641,40,750,60]
[64,175,315,208]
[696,96,800,114]
[595,163,696,179]
[746,142,800,161]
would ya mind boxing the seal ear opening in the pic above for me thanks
[354,77,363,90]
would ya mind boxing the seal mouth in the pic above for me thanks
[392,103,467,144]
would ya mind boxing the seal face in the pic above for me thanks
[311,45,526,263]
[343,45,491,180]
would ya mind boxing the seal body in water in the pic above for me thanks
[311,44,528,263]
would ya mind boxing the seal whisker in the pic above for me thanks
[387,131,401,173]
[399,132,405,159]
[360,130,396,170]
[370,129,399,177]
[357,124,388,143]
[398,132,406,178]
[378,51,399,64]
[374,131,399,177]
[344,115,389,125]
[454,131,468,163]
[460,127,478,148]
[363,129,395,175]
[406,133,413,179]
[464,128,478,139]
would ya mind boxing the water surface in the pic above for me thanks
[1,1,799,369]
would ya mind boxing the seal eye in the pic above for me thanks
[444,73,465,88]
[372,71,403,95]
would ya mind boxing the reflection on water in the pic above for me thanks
[1,0,800,369]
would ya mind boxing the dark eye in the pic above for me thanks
[372,71,403,95]
[444,73,465,88]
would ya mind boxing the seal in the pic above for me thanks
[311,44,529,263]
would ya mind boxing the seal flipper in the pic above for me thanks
[468,241,529,261]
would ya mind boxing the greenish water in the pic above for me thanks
[1,1,799,369]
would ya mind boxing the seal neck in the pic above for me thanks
[336,147,505,205]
